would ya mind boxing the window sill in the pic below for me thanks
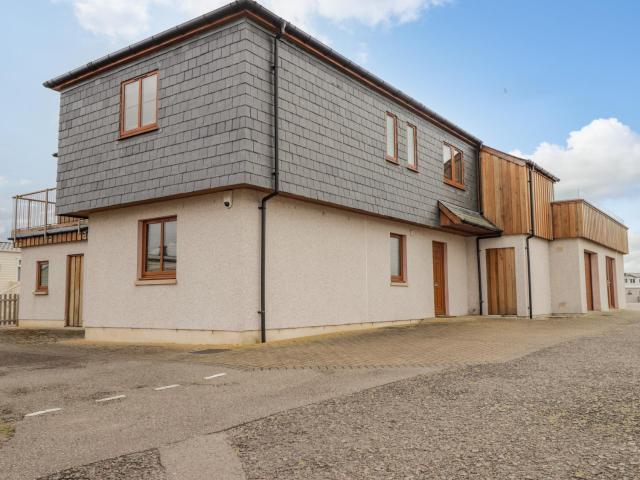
[135,278,177,286]
[119,125,159,140]
[444,178,465,191]
[407,165,419,173]
[385,156,399,165]
[33,290,48,296]
[390,281,408,287]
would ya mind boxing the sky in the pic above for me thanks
[0,0,638,270]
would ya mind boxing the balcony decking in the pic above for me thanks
[11,188,87,248]
[552,199,628,254]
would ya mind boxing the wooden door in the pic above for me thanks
[65,255,84,327]
[486,247,517,315]
[606,256,616,309]
[432,242,447,316]
[584,252,594,311]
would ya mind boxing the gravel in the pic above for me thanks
[37,449,165,480]
[230,320,640,479]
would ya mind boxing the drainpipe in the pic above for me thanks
[258,20,287,344]
[525,166,536,319]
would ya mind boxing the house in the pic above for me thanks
[0,242,21,294]
[625,273,640,304]
[13,0,627,343]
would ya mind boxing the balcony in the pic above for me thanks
[11,188,88,248]
[551,199,628,254]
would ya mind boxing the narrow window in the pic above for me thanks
[17,258,21,282]
[406,124,417,171]
[36,261,49,293]
[140,217,177,279]
[385,112,398,163]
[120,71,159,138]
[443,143,464,188]
[390,233,407,283]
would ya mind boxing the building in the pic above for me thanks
[14,0,627,343]
[0,242,21,294]
[625,273,640,304]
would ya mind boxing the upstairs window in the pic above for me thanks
[140,217,177,280]
[406,124,417,171]
[36,261,49,293]
[443,143,464,189]
[121,71,158,138]
[385,112,398,163]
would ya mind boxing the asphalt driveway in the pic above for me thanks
[0,310,638,479]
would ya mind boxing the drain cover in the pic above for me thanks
[190,348,229,354]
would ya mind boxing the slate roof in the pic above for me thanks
[439,201,500,232]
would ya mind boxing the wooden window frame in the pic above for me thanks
[138,216,177,280]
[120,70,159,139]
[406,123,418,172]
[390,233,407,284]
[385,112,398,164]
[36,260,49,294]
[443,142,465,190]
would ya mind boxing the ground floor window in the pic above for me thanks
[390,233,407,283]
[36,261,49,293]
[139,216,177,279]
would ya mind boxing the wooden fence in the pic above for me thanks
[0,294,19,326]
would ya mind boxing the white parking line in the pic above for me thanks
[96,395,126,403]
[154,384,180,391]
[204,373,226,380]
[25,408,62,418]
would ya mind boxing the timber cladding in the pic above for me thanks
[480,148,555,240]
[485,247,517,315]
[552,200,629,254]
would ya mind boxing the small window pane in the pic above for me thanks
[141,75,157,127]
[163,220,177,272]
[124,81,140,131]
[145,223,162,272]
[390,236,401,277]
[386,114,396,158]
[407,125,416,167]
[453,147,463,184]
[443,144,452,180]
[39,262,49,288]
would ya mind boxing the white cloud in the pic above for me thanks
[627,232,640,272]
[511,118,640,201]
[0,176,8,187]
[57,0,449,42]
[512,118,640,273]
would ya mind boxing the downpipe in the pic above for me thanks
[259,20,287,344]
[525,166,536,319]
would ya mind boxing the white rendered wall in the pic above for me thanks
[550,238,626,313]
[19,241,88,326]
[84,189,475,340]
[530,237,552,315]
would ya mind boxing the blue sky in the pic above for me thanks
[1,0,638,269]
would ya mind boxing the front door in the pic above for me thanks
[486,247,517,315]
[65,254,84,327]
[432,241,447,316]
[584,251,594,311]
[606,256,616,309]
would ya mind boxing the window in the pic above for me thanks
[120,71,159,138]
[36,261,49,293]
[406,124,417,171]
[385,112,398,163]
[443,143,464,189]
[17,258,21,282]
[390,233,407,283]
[140,217,177,279]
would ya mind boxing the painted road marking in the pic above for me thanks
[204,373,227,380]
[96,395,126,403]
[25,408,62,418]
[154,384,180,391]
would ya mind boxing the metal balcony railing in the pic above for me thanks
[12,188,85,239]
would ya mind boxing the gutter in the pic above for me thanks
[525,166,536,319]
[258,20,286,343]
